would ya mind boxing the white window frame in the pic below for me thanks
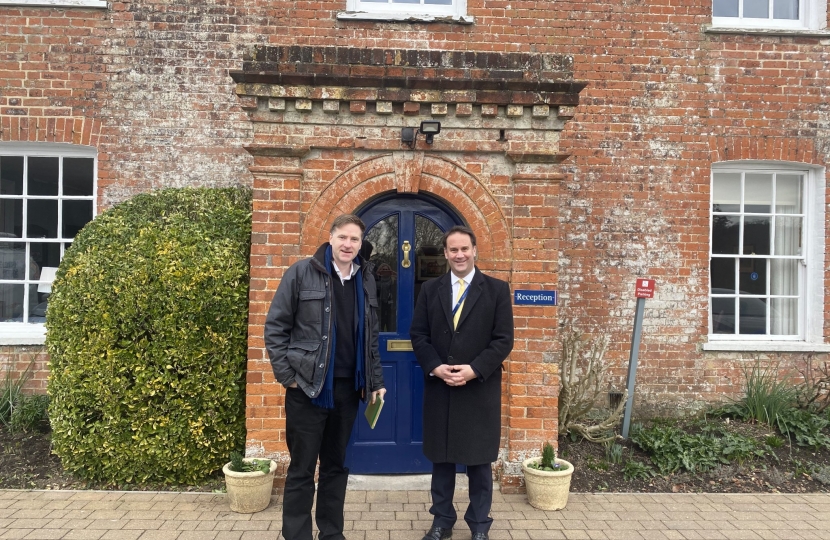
[0,0,107,7]
[339,0,473,23]
[705,161,828,352]
[712,0,827,30]
[0,143,97,345]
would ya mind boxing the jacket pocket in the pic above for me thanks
[287,340,321,383]
[297,288,326,326]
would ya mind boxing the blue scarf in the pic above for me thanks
[312,245,366,409]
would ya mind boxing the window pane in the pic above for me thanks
[28,157,59,196]
[711,258,736,293]
[366,214,398,333]
[774,216,801,256]
[744,173,772,213]
[775,174,802,213]
[712,297,736,334]
[739,296,767,334]
[64,158,95,196]
[744,0,770,18]
[739,258,766,294]
[29,283,47,323]
[773,0,798,18]
[0,156,24,195]
[771,298,797,335]
[63,200,93,238]
[770,259,798,295]
[712,173,741,212]
[27,199,58,238]
[0,283,25,322]
[0,242,27,280]
[0,199,23,238]
[424,0,452,4]
[712,215,739,254]
[743,216,770,255]
[29,242,61,276]
[714,0,739,16]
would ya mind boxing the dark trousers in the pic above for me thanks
[429,462,494,534]
[282,378,360,540]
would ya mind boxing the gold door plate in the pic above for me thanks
[386,339,413,351]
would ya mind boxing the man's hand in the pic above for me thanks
[370,388,387,404]
[432,364,476,386]
[446,364,476,386]
[288,382,298,388]
[431,364,456,381]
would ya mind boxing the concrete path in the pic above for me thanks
[2,489,829,540]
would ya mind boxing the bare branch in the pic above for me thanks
[558,323,625,441]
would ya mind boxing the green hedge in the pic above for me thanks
[46,187,252,485]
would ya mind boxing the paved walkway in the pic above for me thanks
[2,489,830,540]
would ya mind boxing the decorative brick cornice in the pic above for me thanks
[231,46,587,108]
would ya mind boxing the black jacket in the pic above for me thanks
[264,243,384,401]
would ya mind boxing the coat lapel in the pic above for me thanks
[437,272,454,329]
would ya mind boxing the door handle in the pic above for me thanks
[401,241,411,268]
[387,340,413,351]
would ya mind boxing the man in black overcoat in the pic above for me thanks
[410,225,514,540]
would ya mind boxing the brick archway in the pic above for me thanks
[302,152,512,267]
[709,136,818,164]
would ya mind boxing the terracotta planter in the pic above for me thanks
[521,457,574,511]
[223,458,277,513]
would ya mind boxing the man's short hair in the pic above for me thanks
[442,225,476,248]
[330,214,366,234]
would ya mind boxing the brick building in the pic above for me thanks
[2,0,829,488]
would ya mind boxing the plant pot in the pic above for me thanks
[521,457,574,511]
[223,458,277,513]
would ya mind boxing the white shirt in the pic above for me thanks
[333,261,360,285]
[451,268,475,305]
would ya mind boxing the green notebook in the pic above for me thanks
[364,396,384,429]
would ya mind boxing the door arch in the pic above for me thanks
[346,194,463,473]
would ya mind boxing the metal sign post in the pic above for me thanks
[621,278,655,439]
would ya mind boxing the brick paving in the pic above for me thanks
[1,489,829,540]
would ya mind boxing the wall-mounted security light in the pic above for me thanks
[401,127,417,149]
[419,121,441,144]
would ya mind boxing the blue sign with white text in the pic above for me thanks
[514,289,557,306]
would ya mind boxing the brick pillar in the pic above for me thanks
[245,155,305,486]
[502,167,563,493]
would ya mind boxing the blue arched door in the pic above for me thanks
[346,195,462,473]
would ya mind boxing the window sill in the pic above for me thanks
[336,11,474,24]
[0,0,107,7]
[705,25,830,37]
[703,341,830,352]
[0,324,46,346]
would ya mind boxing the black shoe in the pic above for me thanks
[422,526,452,540]
[471,533,489,540]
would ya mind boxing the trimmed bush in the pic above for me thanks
[46,187,252,485]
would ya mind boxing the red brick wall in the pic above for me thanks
[2,1,829,484]
[0,347,49,394]
[555,4,830,408]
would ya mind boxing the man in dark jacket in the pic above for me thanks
[410,225,514,540]
[265,214,385,540]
